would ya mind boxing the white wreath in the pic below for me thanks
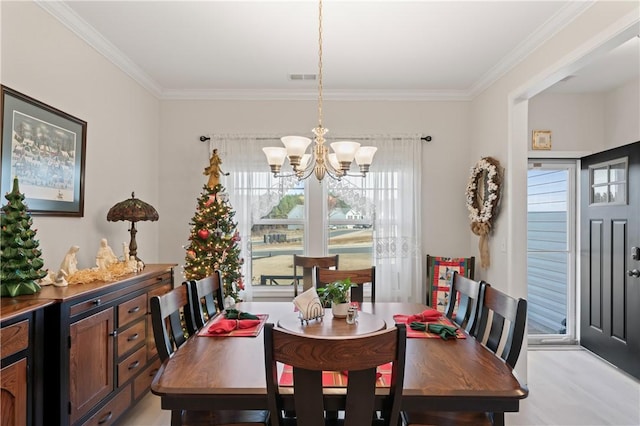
[465,157,501,223]
[465,157,502,269]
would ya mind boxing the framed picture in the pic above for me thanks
[1,86,86,216]
[532,130,552,150]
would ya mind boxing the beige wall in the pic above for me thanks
[529,75,640,152]
[158,99,472,281]
[1,1,161,270]
[529,93,606,152]
[605,77,640,147]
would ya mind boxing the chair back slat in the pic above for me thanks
[150,283,194,362]
[345,369,378,425]
[190,272,225,330]
[292,369,325,426]
[293,254,339,296]
[475,285,527,368]
[444,271,483,335]
[264,322,406,426]
[315,267,376,303]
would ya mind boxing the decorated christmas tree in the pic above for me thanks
[1,177,47,297]
[184,183,244,302]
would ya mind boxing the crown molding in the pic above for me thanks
[469,1,595,98]
[35,0,163,97]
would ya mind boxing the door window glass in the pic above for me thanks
[589,157,628,205]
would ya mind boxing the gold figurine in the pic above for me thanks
[204,148,230,188]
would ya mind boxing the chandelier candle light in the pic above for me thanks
[262,0,377,182]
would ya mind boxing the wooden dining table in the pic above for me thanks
[151,301,528,421]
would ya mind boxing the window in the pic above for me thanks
[211,134,422,302]
[251,183,304,287]
[589,157,628,205]
[327,178,374,270]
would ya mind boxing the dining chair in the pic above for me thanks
[474,284,528,369]
[315,266,376,303]
[426,255,475,309]
[444,270,484,335]
[150,285,269,426]
[401,285,527,426]
[188,271,225,330]
[293,254,339,297]
[264,322,406,426]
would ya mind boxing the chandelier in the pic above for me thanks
[262,0,377,182]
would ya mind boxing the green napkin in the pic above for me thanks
[224,308,259,320]
[409,322,458,340]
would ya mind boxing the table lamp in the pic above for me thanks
[107,192,159,262]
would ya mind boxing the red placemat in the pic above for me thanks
[197,314,269,337]
[279,362,392,387]
[393,315,466,339]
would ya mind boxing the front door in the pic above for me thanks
[580,141,640,380]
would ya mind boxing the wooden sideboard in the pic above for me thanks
[1,298,54,426]
[0,264,176,426]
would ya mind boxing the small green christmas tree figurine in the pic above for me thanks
[184,183,244,302]
[1,177,47,297]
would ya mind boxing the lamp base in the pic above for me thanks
[128,222,141,262]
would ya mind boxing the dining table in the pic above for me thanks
[151,301,528,422]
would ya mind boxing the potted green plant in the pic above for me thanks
[317,278,352,318]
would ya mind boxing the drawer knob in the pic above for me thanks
[93,299,101,306]
[128,360,140,370]
[127,333,139,342]
[97,411,113,425]
[128,306,141,314]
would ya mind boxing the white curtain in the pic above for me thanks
[209,135,296,300]
[209,134,422,303]
[332,135,422,302]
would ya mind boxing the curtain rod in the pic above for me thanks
[199,135,432,143]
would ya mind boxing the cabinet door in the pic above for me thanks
[69,308,114,425]
[0,358,27,426]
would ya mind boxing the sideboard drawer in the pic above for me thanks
[0,319,29,359]
[117,346,146,386]
[80,385,131,426]
[133,358,161,400]
[118,294,147,327]
[117,320,146,358]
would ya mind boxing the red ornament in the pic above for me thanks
[198,229,210,240]
[187,250,196,259]
[205,195,216,206]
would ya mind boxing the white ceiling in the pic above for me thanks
[38,1,639,100]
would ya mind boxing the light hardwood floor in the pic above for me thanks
[119,347,640,425]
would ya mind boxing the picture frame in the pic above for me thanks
[1,85,86,216]
[532,130,552,150]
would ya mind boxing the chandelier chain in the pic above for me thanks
[317,0,323,128]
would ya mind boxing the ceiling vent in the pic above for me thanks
[289,74,317,81]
